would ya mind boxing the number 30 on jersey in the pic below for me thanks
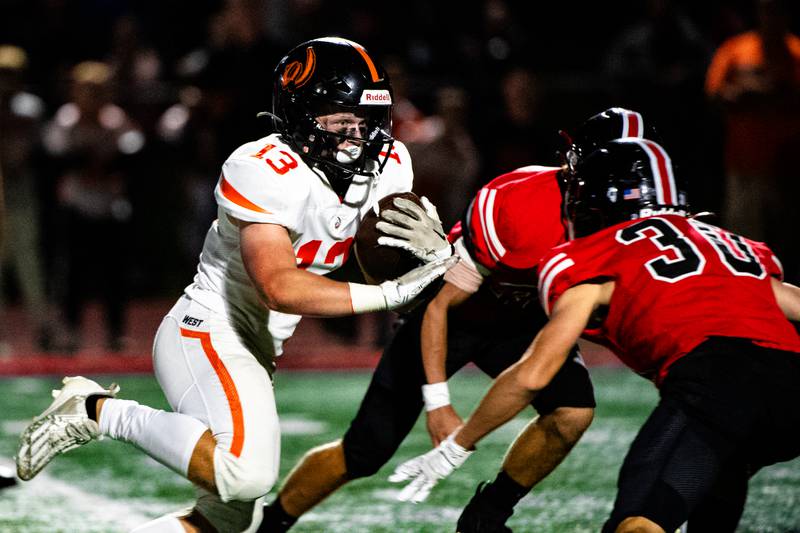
[616,218,766,282]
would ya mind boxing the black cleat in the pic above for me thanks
[257,500,297,532]
[456,482,514,533]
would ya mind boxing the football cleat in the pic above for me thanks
[16,376,119,481]
[456,481,513,533]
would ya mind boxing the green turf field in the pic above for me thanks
[0,369,797,532]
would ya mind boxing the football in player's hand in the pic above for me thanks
[355,192,424,284]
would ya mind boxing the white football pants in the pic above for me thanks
[153,294,280,532]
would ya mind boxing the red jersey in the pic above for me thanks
[539,215,800,385]
[446,165,568,328]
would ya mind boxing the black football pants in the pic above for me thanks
[341,311,595,478]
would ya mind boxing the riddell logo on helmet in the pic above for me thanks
[638,207,688,218]
[360,90,392,105]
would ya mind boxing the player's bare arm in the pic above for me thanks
[239,218,456,316]
[388,280,608,503]
[455,281,612,450]
[771,277,800,322]
[239,219,356,316]
[420,281,473,446]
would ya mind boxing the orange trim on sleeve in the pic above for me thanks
[220,173,272,214]
[351,43,381,82]
[180,328,245,458]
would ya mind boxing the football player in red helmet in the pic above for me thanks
[561,107,659,181]
[260,108,659,532]
[397,138,800,532]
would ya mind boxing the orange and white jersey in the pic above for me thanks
[184,133,413,359]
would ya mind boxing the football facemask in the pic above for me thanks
[269,37,395,179]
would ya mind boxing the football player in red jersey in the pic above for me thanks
[259,108,656,532]
[394,138,800,532]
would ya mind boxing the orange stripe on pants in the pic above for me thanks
[180,328,244,457]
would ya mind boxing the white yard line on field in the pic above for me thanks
[280,415,327,435]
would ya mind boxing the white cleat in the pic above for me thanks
[15,376,119,481]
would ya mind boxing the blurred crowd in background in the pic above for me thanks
[1,0,799,353]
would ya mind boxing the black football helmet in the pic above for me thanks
[268,37,394,184]
[566,138,689,238]
[561,107,660,179]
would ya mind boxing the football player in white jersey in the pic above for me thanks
[15,37,454,533]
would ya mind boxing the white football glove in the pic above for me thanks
[349,255,458,313]
[380,255,457,310]
[388,434,473,503]
[376,196,454,263]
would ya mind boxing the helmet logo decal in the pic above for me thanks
[621,110,643,138]
[350,43,382,82]
[623,188,642,200]
[281,46,316,90]
[359,89,392,105]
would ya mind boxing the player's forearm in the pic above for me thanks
[455,285,599,449]
[454,365,534,450]
[420,281,473,385]
[514,324,578,392]
[256,268,356,316]
[420,302,449,384]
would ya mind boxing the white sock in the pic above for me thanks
[129,513,186,533]
[99,398,208,476]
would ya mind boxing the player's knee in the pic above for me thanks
[215,450,278,502]
[547,406,594,447]
[221,466,277,502]
[221,468,276,502]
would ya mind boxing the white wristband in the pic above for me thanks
[349,283,387,314]
[422,382,451,411]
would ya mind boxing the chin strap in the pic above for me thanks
[256,110,281,122]
[256,111,284,135]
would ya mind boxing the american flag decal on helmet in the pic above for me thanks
[623,188,642,200]
[625,139,677,205]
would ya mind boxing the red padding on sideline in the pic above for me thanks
[0,354,155,376]
[0,349,384,376]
